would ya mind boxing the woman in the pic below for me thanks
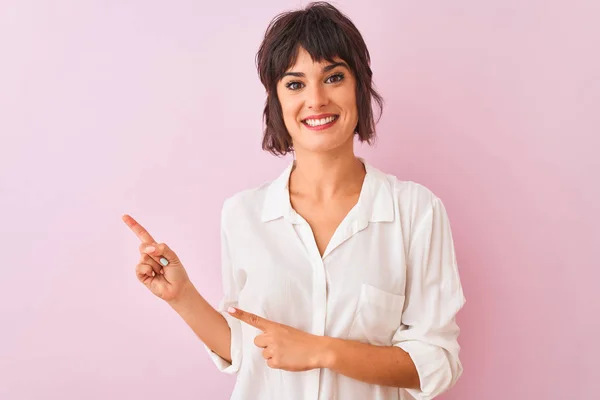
[122,2,465,399]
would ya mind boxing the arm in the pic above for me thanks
[226,307,419,384]
[123,210,234,363]
[164,199,242,371]
[321,337,420,388]
[168,283,232,362]
[165,200,239,366]
[201,198,244,373]
[390,194,466,398]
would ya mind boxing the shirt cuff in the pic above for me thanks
[394,341,456,399]
[204,311,242,374]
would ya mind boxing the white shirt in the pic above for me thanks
[205,159,466,400]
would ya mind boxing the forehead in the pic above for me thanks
[286,47,345,71]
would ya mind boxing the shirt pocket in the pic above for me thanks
[348,283,405,346]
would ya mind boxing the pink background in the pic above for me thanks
[1,1,598,399]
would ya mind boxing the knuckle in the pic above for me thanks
[135,263,148,275]
[139,241,157,253]
[162,243,176,259]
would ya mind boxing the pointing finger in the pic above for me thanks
[122,214,157,244]
[227,307,272,331]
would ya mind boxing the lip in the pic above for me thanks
[301,113,338,122]
[302,114,339,131]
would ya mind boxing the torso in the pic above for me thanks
[218,160,465,400]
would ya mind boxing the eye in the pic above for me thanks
[285,81,303,91]
[326,72,345,84]
[284,72,346,91]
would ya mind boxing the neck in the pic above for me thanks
[289,148,365,201]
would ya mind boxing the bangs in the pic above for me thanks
[263,7,357,87]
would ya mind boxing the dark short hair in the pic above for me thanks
[255,1,384,156]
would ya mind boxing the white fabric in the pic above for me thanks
[204,159,466,400]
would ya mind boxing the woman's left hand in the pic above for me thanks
[228,307,331,371]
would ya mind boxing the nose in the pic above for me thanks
[306,83,328,110]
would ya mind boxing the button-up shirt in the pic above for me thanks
[204,159,466,399]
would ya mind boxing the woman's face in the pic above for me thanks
[276,47,359,155]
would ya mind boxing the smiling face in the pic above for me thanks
[276,47,359,156]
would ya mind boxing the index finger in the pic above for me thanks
[121,214,157,244]
[228,307,271,331]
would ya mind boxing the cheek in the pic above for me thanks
[280,106,303,138]
[276,90,292,120]
[282,104,295,120]
[347,93,358,115]
[337,89,358,118]
[282,104,302,125]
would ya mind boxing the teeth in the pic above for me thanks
[304,116,337,126]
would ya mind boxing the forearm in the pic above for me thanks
[321,337,420,389]
[167,282,232,362]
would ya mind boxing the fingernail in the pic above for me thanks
[228,307,236,314]
[160,257,169,266]
[160,269,164,274]
[151,271,156,277]
[145,246,156,253]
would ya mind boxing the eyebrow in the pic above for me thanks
[282,61,349,79]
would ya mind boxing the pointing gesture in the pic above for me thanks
[228,307,331,371]
[122,214,191,302]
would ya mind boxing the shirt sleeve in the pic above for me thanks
[392,194,466,399]
[203,199,243,374]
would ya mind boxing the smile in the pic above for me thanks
[302,115,339,130]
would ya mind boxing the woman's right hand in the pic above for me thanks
[122,214,192,302]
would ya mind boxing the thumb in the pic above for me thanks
[142,242,181,267]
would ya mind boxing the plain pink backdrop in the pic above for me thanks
[1,0,598,399]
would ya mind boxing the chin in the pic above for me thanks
[294,134,354,154]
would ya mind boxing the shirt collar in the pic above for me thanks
[261,158,395,223]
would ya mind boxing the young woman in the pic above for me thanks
[123,2,465,399]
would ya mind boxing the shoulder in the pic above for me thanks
[369,164,446,225]
[221,183,270,221]
[375,167,441,209]
[220,167,285,226]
